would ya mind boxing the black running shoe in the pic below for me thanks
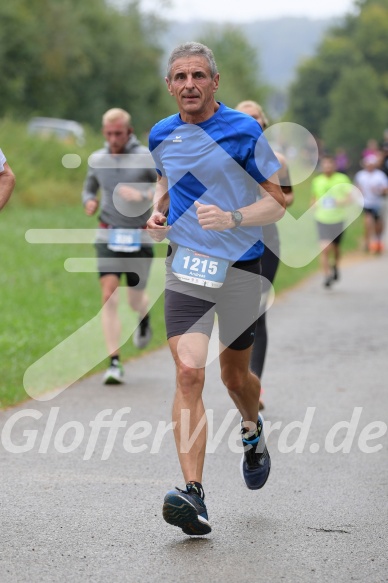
[240,414,271,490]
[162,483,211,536]
[332,265,339,281]
[133,314,152,349]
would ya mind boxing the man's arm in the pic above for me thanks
[310,177,318,208]
[238,176,286,226]
[195,172,286,231]
[382,174,388,196]
[119,166,157,202]
[0,162,16,211]
[82,166,100,215]
[146,175,171,241]
[276,152,294,207]
[337,179,354,206]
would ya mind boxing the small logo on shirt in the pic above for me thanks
[172,136,182,143]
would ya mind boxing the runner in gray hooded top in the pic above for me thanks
[82,108,157,384]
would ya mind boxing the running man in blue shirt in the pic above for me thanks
[147,42,286,536]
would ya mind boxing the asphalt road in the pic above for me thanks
[1,252,387,583]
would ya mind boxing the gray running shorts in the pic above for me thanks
[164,244,262,350]
[316,221,344,245]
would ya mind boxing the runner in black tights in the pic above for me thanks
[235,101,294,409]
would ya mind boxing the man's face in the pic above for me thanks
[102,120,131,154]
[364,159,377,172]
[166,56,219,122]
[321,158,335,175]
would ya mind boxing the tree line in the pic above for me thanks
[0,0,265,136]
[0,0,172,133]
[288,0,388,163]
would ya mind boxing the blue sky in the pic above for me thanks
[141,0,355,22]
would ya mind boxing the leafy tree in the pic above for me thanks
[288,36,363,136]
[288,0,388,158]
[323,63,388,161]
[352,2,388,94]
[0,0,169,133]
[199,26,268,109]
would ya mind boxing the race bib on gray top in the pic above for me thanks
[107,228,141,252]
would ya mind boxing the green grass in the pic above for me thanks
[0,119,364,407]
[0,118,104,207]
[0,205,169,407]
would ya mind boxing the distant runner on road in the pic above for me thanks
[311,155,352,288]
[354,154,388,254]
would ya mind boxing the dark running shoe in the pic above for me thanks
[133,314,152,349]
[240,414,271,490]
[162,483,211,536]
[332,265,339,281]
[324,276,333,288]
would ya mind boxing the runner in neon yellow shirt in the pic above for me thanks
[311,156,352,287]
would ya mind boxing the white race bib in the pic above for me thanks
[172,246,229,288]
[108,228,141,252]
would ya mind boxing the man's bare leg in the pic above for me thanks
[219,345,260,430]
[220,344,270,491]
[100,275,121,356]
[168,332,209,483]
[320,242,331,279]
[127,288,149,319]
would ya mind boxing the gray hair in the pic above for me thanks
[166,42,218,80]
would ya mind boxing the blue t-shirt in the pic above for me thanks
[149,102,280,261]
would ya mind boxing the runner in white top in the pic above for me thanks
[354,154,388,253]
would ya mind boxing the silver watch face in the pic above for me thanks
[232,211,243,225]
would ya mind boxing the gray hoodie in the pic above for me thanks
[82,135,157,229]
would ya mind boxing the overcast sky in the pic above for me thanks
[142,0,356,22]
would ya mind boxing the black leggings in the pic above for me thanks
[250,225,280,379]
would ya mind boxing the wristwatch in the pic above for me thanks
[231,210,243,228]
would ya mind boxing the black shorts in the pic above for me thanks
[316,221,344,245]
[261,223,280,289]
[363,207,382,221]
[95,244,153,289]
[165,245,262,351]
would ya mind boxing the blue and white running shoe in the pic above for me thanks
[240,414,271,490]
[163,483,211,536]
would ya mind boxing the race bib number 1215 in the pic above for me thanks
[172,246,229,288]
